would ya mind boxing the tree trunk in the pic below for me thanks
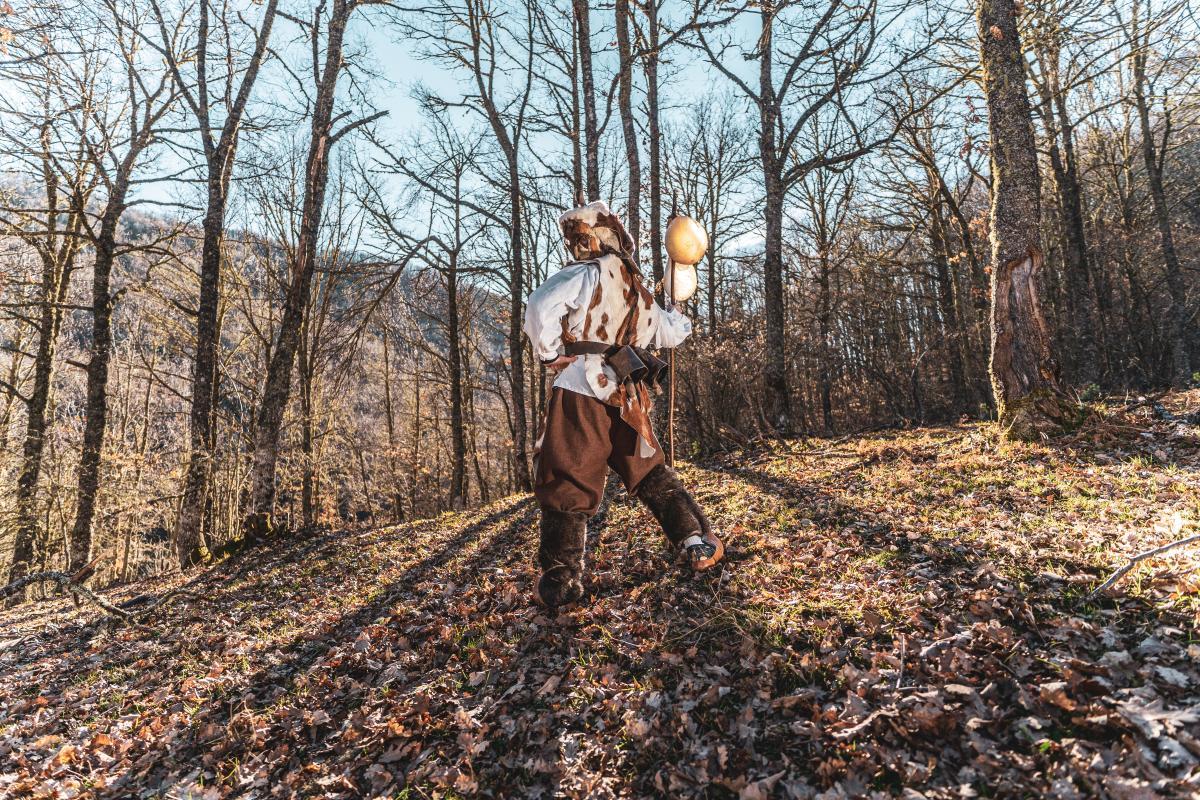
[1131,48,1191,386]
[409,363,422,515]
[447,210,467,508]
[757,2,792,433]
[298,332,316,527]
[977,0,1080,439]
[572,0,599,201]
[171,0,278,568]
[615,0,640,249]
[7,131,90,598]
[644,0,663,294]
[9,277,69,590]
[244,0,355,538]
[175,177,227,566]
[69,208,123,570]
[382,334,405,523]
[929,194,971,410]
[817,259,834,435]
[1033,53,1099,384]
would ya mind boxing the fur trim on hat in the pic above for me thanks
[559,200,635,256]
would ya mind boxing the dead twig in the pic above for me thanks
[1115,392,1168,413]
[1091,519,1200,597]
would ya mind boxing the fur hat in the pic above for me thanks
[559,198,635,257]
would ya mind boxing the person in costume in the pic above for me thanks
[523,197,724,608]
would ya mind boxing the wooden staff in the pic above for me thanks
[668,256,677,467]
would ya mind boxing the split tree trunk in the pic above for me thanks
[977,0,1081,439]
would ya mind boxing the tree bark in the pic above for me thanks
[1131,44,1191,386]
[244,0,358,538]
[977,0,1080,439]
[69,202,123,571]
[615,0,640,249]
[172,0,279,568]
[572,0,599,201]
[758,2,792,433]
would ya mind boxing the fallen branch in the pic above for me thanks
[2,570,135,619]
[1091,524,1200,597]
[1116,392,1167,413]
[0,570,195,625]
[1151,402,1200,425]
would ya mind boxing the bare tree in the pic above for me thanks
[393,0,539,491]
[361,115,488,510]
[698,0,943,433]
[0,2,102,595]
[976,0,1079,437]
[1113,0,1196,387]
[147,0,281,567]
[45,0,181,572]
[1025,0,1106,382]
[666,94,757,335]
[243,0,385,539]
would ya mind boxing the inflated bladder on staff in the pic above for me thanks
[664,213,707,303]
[662,203,708,466]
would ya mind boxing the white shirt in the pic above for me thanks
[523,256,692,399]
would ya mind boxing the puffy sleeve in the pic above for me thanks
[652,305,692,349]
[523,261,598,362]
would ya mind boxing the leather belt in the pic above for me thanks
[564,341,668,389]
[563,341,612,357]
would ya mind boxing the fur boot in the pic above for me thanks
[637,464,724,570]
[536,509,589,608]
[636,464,711,544]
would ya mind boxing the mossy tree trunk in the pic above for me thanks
[976,0,1082,440]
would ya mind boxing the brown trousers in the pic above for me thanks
[534,388,664,514]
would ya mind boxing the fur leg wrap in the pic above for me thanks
[536,509,588,608]
[636,464,712,545]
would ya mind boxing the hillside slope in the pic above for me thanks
[2,394,1199,799]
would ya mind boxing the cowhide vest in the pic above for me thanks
[563,253,659,453]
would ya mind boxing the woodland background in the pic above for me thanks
[0,0,1197,591]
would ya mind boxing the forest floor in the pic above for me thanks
[2,392,1199,799]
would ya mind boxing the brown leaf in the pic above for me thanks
[739,770,786,800]
[1039,681,1077,711]
[535,674,561,698]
